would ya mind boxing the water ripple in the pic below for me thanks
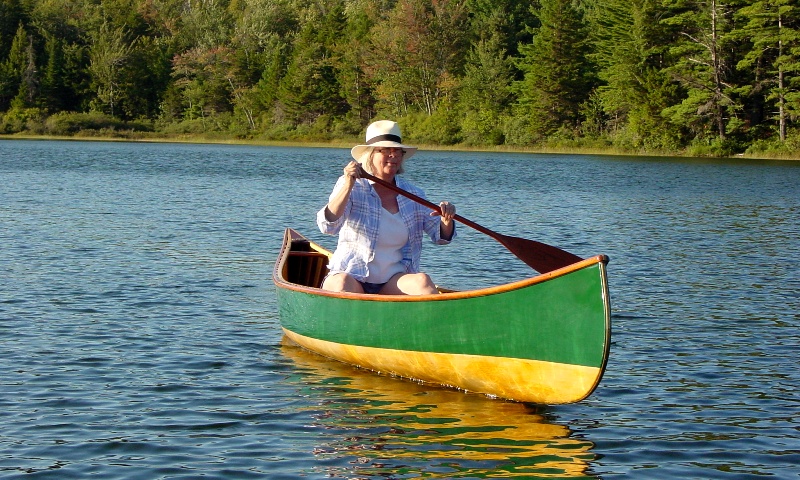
[1,141,799,478]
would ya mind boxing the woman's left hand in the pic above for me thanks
[432,201,456,224]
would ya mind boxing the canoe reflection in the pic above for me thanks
[281,339,598,478]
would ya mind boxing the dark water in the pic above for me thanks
[1,139,798,479]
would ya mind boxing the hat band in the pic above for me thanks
[367,134,402,145]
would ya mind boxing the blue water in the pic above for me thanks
[1,139,799,479]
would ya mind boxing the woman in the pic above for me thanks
[317,120,456,295]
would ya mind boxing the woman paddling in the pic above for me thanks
[317,120,456,295]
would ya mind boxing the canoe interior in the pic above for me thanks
[281,231,330,289]
[279,230,455,293]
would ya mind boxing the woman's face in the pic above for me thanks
[370,147,404,180]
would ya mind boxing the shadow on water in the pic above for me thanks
[280,340,599,479]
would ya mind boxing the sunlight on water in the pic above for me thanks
[282,342,596,478]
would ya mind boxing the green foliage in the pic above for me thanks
[0,106,44,133]
[513,0,594,141]
[458,30,513,145]
[0,23,28,111]
[660,0,743,141]
[365,0,468,116]
[334,3,376,125]
[276,4,348,125]
[40,33,66,111]
[88,21,135,117]
[746,127,800,157]
[685,136,746,157]
[460,109,506,146]
[1,0,800,157]
[734,0,800,142]
[402,108,462,145]
[589,0,678,147]
[0,0,26,60]
[42,111,151,135]
[171,46,237,120]
[502,113,536,146]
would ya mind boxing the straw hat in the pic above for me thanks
[350,120,417,162]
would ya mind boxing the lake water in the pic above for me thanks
[1,139,798,479]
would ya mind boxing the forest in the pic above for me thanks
[2,0,800,157]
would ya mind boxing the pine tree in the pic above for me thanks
[590,0,680,149]
[735,0,800,142]
[660,0,743,142]
[40,34,66,112]
[276,3,348,125]
[0,0,26,60]
[251,39,287,125]
[459,34,513,144]
[12,30,38,109]
[464,0,539,58]
[513,0,593,141]
[334,2,376,127]
[0,23,27,111]
[88,21,134,117]
[456,4,515,145]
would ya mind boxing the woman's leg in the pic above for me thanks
[379,272,439,295]
[321,273,365,293]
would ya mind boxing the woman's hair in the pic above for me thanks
[360,148,405,175]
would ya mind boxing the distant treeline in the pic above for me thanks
[2,0,800,157]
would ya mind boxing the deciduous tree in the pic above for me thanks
[366,0,467,116]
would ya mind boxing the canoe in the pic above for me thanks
[272,228,611,404]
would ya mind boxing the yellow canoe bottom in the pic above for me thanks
[282,328,603,404]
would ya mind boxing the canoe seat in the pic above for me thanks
[286,251,329,288]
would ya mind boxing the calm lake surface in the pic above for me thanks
[1,139,798,479]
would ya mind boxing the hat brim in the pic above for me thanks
[351,141,417,163]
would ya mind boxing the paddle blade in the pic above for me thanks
[496,233,583,273]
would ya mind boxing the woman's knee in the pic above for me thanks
[411,272,436,288]
[321,273,364,293]
[393,272,438,295]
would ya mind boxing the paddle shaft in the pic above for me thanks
[358,168,498,240]
[356,166,583,272]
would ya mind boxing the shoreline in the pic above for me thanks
[2,132,799,162]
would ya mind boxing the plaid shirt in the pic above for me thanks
[317,175,454,281]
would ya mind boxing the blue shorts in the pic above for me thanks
[321,273,387,294]
[359,281,386,294]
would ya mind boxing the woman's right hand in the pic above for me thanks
[343,161,360,183]
[325,161,359,222]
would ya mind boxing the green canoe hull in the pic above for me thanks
[273,229,611,404]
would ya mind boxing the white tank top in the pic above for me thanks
[366,208,409,283]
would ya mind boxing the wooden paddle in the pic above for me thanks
[357,166,583,273]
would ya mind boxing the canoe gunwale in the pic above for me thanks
[273,228,609,302]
